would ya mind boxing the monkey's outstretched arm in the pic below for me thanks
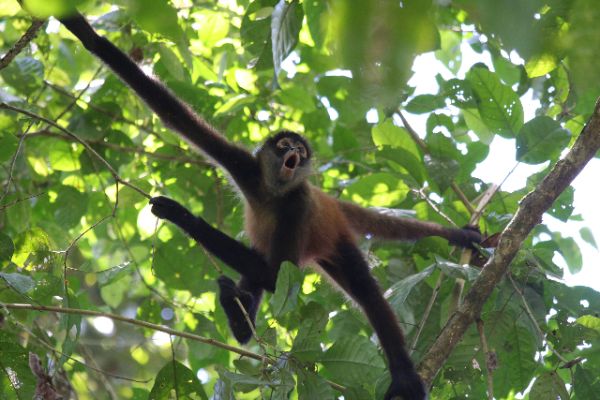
[59,13,261,196]
[339,201,481,248]
[150,196,276,291]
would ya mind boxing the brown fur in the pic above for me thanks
[245,184,353,267]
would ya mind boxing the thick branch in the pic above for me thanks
[417,98,600,385]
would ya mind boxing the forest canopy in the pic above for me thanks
[1,0,600,399]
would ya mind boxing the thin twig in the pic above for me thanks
[0,103,150,199]
[409,272,443,354]
[397,110,476,214]
[2,302,347,393]
[476,319,495,400]
[3,302,268,362]
[507,273,569,364]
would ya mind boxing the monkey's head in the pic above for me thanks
[257,131,312,194]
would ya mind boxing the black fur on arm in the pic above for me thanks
[150,196,275,291]
[150,196,268,343]
[59,13,261,195]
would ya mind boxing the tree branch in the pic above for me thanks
[417,98,600,385]
[0,18,45,71]
[2,302,347,393]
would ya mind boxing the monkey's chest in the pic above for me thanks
[244,205,277,255]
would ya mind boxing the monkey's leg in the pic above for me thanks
[319,241,427,400]
[150,196,276,290]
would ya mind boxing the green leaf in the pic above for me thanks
[343,172,410,207]
[530,372,569,400]
[149,361,208,400]
[0,233,14,262]
[271,0,303,79]
[556,236,583,274]
[0,131,18,163]
[463,108,494,144]
[424,155,459,192]
[297,370,335,400]
[153,231,210,292]
[0,332,36,399]
[270,261,303,318]
[0,272,35,293]
[129,0,184,43]
[516,116,571,164]
[54,185,88,228]
[96,262,133,286]
[466,66,523,138]
[371,119,422,161]
[0,57,44,94]
[577,315,600,334]
[303,0,329,48]
[580,227,598,249]
[48,140,81,171]
[573,365,600,399]
[525,53,558,78]
[321,335,386,387]
[404,94,446,114]
[388,265,435,309]
[435,259,480,281]
[489,314,538,396]
[548,186,575,222]
[241,0,277,69]
[291,302,328,361]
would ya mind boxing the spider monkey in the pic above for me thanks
[59,12,481,400]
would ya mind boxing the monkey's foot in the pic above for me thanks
[218,276,256,344]
[384,373,428,400]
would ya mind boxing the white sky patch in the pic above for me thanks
[90,316,115,335]
[407,44,600,291]
[197,368,210,384]
[151,331,171,347]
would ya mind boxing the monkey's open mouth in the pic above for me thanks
[281,152,299,179]
[284,152,299,170]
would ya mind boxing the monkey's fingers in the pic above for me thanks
[149,196,191,221]
[448,225,482,249]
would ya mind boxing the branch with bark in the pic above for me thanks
[417,98,600,385]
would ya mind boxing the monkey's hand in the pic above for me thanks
[385,372,428,400]
[448,225,482,249]
[149,196,194,224]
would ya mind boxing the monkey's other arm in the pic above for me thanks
[150,196,269,343]
[149,196,275,290]
[339,201,481,248]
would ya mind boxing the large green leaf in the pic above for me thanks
[321,335,386,387]
[271,0,303,79]
[270,261,303,318]
[149,361,208,400]
[529,372,569,400]
[516,116,571,164]
[0,333,36,399]
[466,66,524,138]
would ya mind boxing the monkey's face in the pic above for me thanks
[258,132,312,195]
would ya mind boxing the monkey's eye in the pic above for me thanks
[276,139,292,149]
[297,144,307,158]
